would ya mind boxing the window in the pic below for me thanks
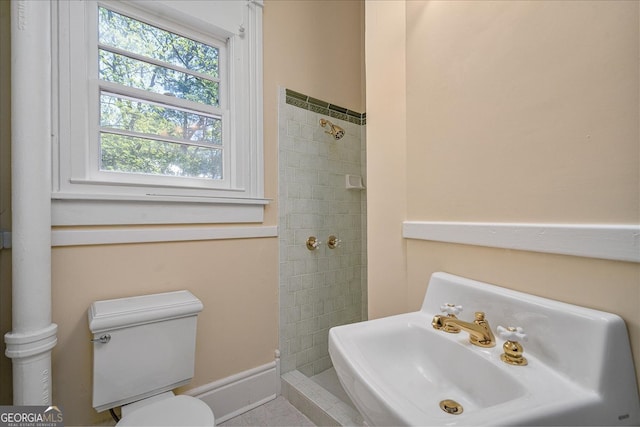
[52,0,265,225]
[98,6,225,181]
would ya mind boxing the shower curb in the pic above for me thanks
[281,370,363,427]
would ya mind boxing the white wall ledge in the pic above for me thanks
[403,221,640,263]
[51,198,268,226]
[52,225,277,247]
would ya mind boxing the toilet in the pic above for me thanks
[88,290,215,426]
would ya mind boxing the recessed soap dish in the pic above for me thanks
[346,174,365,190]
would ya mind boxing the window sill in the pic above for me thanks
[52,192,270,225]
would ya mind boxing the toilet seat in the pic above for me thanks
[116,395,215,426]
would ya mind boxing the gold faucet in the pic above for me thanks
[432,311,496,348]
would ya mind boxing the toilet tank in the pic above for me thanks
[88,290,204,412]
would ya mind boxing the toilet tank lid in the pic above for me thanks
[88,290,203,333]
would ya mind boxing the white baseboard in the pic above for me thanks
[184,361,278,424]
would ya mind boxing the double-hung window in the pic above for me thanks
[98,6,226,184]
[52,0,265,225]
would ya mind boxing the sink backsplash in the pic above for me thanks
[422,273,636,400]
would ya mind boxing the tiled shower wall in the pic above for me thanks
[279,88,367,377]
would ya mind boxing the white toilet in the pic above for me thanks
[88,290,215,426]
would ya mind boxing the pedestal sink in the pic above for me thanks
[329,272,640,426]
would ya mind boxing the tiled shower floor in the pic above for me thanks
[220,368,361,427]
[218,396,315,427]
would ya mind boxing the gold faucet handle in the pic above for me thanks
[306,236,322,250]
[440,303,463,316]
[497,326,528,366]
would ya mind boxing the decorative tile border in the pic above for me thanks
[285,89,366,126]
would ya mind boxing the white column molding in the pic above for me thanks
[5,0,58,405]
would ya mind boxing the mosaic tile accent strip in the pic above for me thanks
[285,89,366,126]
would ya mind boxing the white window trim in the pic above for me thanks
[51,225,277,247]
[51,0,266,225]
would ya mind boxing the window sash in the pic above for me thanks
[89,2,231,189]
[90,86,231,189]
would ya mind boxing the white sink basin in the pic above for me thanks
[329,272,640,426]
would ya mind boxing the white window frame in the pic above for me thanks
[52,0,266,225]
[92,3,231,189]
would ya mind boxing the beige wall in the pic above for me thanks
[366,0,640,390]
[365,1,408,318]
[406,0,639,223]
[0,1,364,425]
[51,239,279,425]
[264,0,365,114]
